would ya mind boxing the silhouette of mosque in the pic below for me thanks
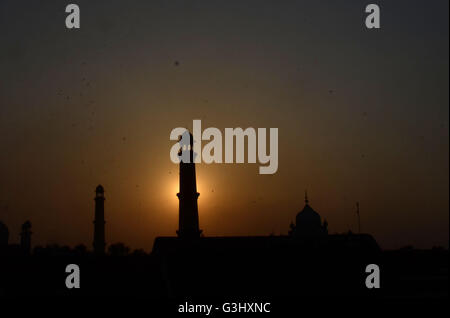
[0,131,447,304]
[0,131,379,257]
[148,133,383,298]
[289,191,328,237]
[154,131,378,247]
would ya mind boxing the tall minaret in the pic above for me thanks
[176,131,202,239]
[93,185,106,254]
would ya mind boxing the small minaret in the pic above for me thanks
[20,220,32,254]
[323,219,328,235]
[176,131,202,239]
[93,185,106,255]
[356,202,361,234]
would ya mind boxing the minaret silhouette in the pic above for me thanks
[93,185,106,254]
[20,220,32,254]
[176,131,202,239]
[356,202,361,234]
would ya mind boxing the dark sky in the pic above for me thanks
[0,0,448,250]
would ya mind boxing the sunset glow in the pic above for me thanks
[0,0,447,251]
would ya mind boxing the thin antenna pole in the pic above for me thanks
[356,202,361,234]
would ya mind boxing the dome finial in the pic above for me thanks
[305,190,309,204]
[96,184,104,194]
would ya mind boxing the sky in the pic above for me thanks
[0,0,448,250]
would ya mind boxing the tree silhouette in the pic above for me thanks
[108,242,130,256]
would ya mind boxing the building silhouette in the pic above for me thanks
[151,134,383,299]
[289,191,328,237]
[176,131,202,239]
[93,184,106,255]
[20,220,32,254]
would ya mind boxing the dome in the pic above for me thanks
[293,191,326,236]
[96,185,104,193]
[296,204,322,228]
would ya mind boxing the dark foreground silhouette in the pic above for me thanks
[0,238,448,313]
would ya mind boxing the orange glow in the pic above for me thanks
[161,171,209,213]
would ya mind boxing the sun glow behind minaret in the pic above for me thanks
[164,174,208,212]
